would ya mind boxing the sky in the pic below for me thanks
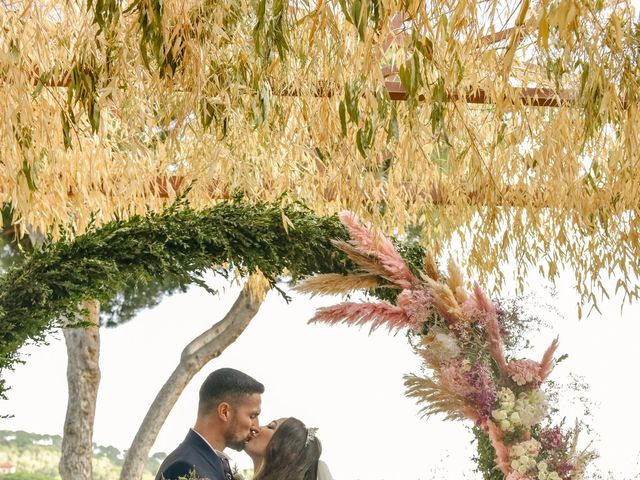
[1,269,640,480]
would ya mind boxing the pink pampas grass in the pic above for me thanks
[466,282,497,317]
[486,419,512,476]
[338,211,380,253]
[466,283,508,374]
[485,310,508,375]
[539,337,559,382]
[310,301,412,333]
[339,211,418,289]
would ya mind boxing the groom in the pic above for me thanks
[156,368,264,480]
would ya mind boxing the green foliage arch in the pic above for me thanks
[0,199,424,400]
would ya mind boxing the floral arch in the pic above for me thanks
[0,200,593,478]
[298,212,593,480]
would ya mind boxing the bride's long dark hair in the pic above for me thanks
[253,417,321,480]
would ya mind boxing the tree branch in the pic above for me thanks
[119,281,265,480]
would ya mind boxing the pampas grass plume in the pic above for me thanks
[539,337,559,381]
[425,277,465,326]
[338,211,376,252]
[404,374,468,421]
[447,258,468,303]
[331,240,389,278]
[423,251,439,280]
[310,301,412,333]
[338,211,417,289]
[294,273,380,296]
[486,420,511,475]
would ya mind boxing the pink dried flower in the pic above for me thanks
[506,472,532,480]
[397,289,434,330]
[338,211,381,254]
[555,461,574,480]
[507,359,542,386]
[464,362,497,420]
[483,314,508,374]
[310,301,412,333]
[505,470,532,480]
[539,426,567,451]
[440,359,474,397]
[461,284,508,374]
[461,283,497,321]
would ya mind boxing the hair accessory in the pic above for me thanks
[305,427,319,447]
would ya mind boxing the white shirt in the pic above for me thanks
[190,428,234,464]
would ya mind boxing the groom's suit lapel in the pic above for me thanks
[184,429,227,479]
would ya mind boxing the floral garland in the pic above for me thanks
[296,212,593,480]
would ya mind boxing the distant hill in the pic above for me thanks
[0,430,163,480]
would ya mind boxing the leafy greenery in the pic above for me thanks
[1,203,182,329]
[2,473,53,480]
[0,204,31,273]
[472,427,504,480]
[0,199,427,400]
[0,430,158,480]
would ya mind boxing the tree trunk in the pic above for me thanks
[120,281,264,480]
[24,230,101,480]
[60,300,101,480]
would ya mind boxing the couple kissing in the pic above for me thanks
[156,368,333,480]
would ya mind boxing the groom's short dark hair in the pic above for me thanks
[198,368,264,415]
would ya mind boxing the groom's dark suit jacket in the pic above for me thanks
[155,429,226,480]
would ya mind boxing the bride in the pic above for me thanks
[244,417,334,480]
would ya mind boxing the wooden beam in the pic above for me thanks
[23,69,575,108]
[0,175,615,210]
[279,80,574,107]
[480,27,517,45]
[27,73,574,108]
[146,177,578,209]
[384,81,573,107]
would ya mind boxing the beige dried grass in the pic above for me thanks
[404,374,469,421]
[294,273,381,296]
[0,0,638,310]
[447,258,468,303]
[425,277,466,327]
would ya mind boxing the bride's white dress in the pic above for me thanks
[317,460,334,480]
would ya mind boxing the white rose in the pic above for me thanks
[434,332,461,359]
[512,445,525,457]
[493,410,507,421]
[525,439,541,455]
[499,388,515,403]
